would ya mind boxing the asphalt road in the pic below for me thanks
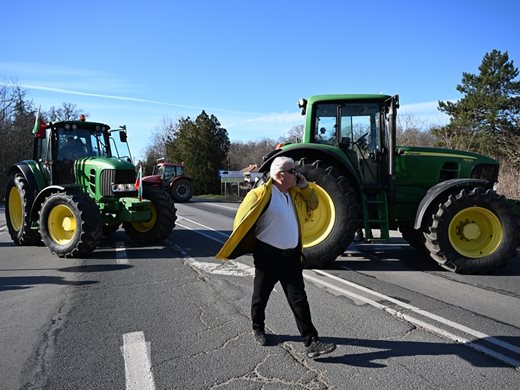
[1,200,519,389]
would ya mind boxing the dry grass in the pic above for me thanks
[497,164,520,200]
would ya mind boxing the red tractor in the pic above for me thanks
[144,160,193,202]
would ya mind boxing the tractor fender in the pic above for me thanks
[7,161,47,196]
[414,178,493,229]
[142,175,162,186]
[31,185,80,221]
[169,175,192,187]
[259,145,361,189]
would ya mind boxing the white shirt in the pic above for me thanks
[255,185,299,249]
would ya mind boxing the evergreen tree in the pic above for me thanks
[435,50,520,165]
[166,111,229,194]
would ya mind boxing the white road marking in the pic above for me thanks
[177,216,229,240]
[172,242,254,277]
[174,216,520,369]
[115,241,129,264]
[195,202,238,211]
[121,332,156,390]
[176,221,226,243]
[304,271,520,370]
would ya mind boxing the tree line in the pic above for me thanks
[1,50,519,201]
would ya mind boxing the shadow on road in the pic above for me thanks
[0,276,98,292]
[59,264,133,273]
[271,334,519,369]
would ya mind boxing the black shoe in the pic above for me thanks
[306,338,336,359]
[252,329,266,346]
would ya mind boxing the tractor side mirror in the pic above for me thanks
[119,131,127,143]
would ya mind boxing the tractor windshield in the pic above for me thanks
[56,127,108,161]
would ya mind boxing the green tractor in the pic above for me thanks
[5,114,177,257]
[260,94,520,274]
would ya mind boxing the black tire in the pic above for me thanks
[5,173,41,245]
[39,190,102,257]
[297,159,360,268]
[170,179,192,202]
[399,225,426,251]
[123,186,177,244]
[424,187,519,274]
[102,223,120,236]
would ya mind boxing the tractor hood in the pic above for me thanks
[395,146,499,188]
[74,156,136,171]
[397,146,498,164]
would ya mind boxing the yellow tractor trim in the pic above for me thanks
[448,206,503,258]
[303,185,336,248]
[48,204,77,244]
[8,187,23,232]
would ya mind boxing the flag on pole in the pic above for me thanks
[135,165,143,200]
[32,106,46,138]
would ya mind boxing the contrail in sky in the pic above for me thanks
[18,83,260,115]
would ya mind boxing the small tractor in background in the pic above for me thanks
[259,94,520,274]
[143,159,193,202]
[5,114,177,257]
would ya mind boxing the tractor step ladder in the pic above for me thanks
[362,191,390,240]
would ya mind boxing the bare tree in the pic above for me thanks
[227,138,278,170]
[397,113,436,146]
[46,102,85,121]
[283,124,304,143]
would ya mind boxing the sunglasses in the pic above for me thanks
[281,168,297,175]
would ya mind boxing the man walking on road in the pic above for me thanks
[217,156,336,359]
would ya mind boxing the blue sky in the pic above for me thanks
[2,0,519,160]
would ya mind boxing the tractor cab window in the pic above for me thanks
[339,103,382,152]
[162,165,176,182]
[313,104,337,145]
[109,130,132,162]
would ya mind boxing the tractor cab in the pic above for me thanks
[300,94,398,192]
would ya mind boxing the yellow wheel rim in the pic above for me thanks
[8,186,23,231]
[303,185,335,248]
[448,206,502,258]
[48,204,77,244]
[131,203,158,232]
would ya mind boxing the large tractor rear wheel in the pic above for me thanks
[170,178,192,202]
[5,173,41,245]
[297,159,360,268]
[424,187,519,274]
[123,186,177,244]
[39,190,102,257]
[399,225,426,251]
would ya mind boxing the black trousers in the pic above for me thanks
[251,240,318,346]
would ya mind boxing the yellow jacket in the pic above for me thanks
[216,178,319,260]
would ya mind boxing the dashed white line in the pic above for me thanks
[121,332,156,390]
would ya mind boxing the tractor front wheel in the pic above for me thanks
[424,187,519,274]
[39,190,102,257]
[297,159,360,268]
[123,186,177,244]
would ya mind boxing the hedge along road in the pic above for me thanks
[1,200,520,389]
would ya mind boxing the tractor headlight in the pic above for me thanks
[112,183,136,192]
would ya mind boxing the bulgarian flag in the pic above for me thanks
[32,106,46,138]
[135,165,143,200]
